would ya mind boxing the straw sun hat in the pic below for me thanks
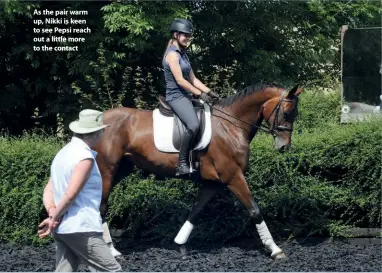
[69,109,109,134]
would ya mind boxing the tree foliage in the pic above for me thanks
[0,0,380,134]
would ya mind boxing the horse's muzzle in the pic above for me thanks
[275,141,291,152]
[278,144,291,152]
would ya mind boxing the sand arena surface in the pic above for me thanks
[1,237,380,272]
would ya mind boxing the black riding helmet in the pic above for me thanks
[169,18,194,34]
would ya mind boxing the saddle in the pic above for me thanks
[158,96,206,151]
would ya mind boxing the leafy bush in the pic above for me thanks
[0,90,380,245]
[0,134,64,245]
[246,117,381,238]
[294,86,341,130]
[104,117,380,244]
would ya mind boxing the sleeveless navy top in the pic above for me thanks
[162,45,192,101]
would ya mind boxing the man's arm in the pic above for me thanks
[43,178,56,216]
[50,159,94,222]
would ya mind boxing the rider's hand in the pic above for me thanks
[208,90,220,100]
[200,92,213,104]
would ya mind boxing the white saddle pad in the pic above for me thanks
[153,103,212,153]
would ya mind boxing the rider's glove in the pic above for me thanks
[208,90,220,100]
[200,92,214,104]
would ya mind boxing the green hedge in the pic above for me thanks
[0,135,64,245]
[0,90,381,245]
[104,118,381,244]
[246,119,381,237]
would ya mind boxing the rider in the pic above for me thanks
[162,18,219,176]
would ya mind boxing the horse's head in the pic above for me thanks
[262,85,303,152]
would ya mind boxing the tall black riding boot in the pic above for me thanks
[176,129,195,176]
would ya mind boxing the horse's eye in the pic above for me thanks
[283,112,290,120]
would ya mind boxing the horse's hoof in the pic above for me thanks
[272,251,286,260]
[181,254,188,260]
[179,244,188,259]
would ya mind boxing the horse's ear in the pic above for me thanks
[295,87,303,96]
[286,84,303,98]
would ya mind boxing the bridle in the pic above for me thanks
[209,90,297,136]
[263,90,297,135]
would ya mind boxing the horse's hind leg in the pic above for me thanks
[227,172,286,259]
[174,181,221,258]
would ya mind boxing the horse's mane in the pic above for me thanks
[215,82,284,107]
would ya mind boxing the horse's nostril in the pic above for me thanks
[279,144,290,152]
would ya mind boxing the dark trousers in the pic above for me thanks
[167,96,200,135]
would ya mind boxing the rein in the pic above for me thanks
[207,90,295,136]
[210,105,272,134]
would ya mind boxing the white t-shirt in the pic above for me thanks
[50,136,103,234]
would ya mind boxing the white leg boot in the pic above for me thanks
[256,221,285,259]
[174,220,194,245]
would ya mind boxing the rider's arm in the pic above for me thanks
[166,51,202,96]
[50,159,93,222]
[189,69,210,93]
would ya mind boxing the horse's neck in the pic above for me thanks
[225,88,281,142]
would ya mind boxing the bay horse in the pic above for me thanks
[95,82,303,260]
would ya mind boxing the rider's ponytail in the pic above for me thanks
[163,39,174,58]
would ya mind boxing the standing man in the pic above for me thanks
[38,109,122,272]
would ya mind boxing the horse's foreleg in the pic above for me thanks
[227,172,286,259]
[174,181,220,257]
